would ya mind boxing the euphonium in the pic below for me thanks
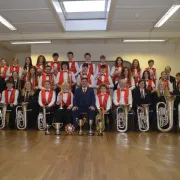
[96,107,105,132]
[156,95,176,132]
[137,104,150,132]
[116,104,130,133]
[0,103,7,129]
[16,102,28,130]
[37,106,47,131]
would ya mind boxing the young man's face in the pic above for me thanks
[100,68,106,74]
[81,79,88,87]
[67,54,73,61]
[100,58,105,63]
[100,86,107,93]
[1,59,6,66]
[82,66,88,73]
[85,55,91,62]
[45,82,51,89]
[7,83,13,89]
[165,67,171,74]
[139,81,145,89]
[148,62,154,67]
[53,55,59,62]
[45,67,51,74]
[119,80,126,89]
[13,72,18,79]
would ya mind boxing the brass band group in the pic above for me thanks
[0,52,180,135]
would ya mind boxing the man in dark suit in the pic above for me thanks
[165,66,176,89]
[72,77,96,128]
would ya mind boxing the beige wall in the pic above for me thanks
[31,42,180,78]
[16,52,31,66]
[0,46,15,64]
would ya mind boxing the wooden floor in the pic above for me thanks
[0,130,180,180]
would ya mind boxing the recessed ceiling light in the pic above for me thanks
[123,39,166,42]
[0,15,17,30]
[11,41,52,44]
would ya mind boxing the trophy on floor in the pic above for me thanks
[52,123,63,135]
[76,118,86,136]
[45,124,51,135]
[88,119,94,136]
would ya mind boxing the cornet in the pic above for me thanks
[137,104,150,132]
[156,95,176,132]
[0,103,7,129]
[116,104,130,133]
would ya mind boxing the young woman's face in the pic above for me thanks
[39,56,44,63]
[159,82,166,90]
[7,83,13,89]
[1,59,6,66]
[133,60,139,67]
[26,58,31,65]
[100,86,107,93]
[13,59,18,65]
[144,72,149,79]
[45,82,51,89]
[124,68,128,75]
[161,72,167,79]
[117,59,122,66]
[25,82,31,90]
[30,68,35,75]
[139,81,145,89]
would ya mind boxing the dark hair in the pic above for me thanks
[81,77,88,81]
[29,66,37,77]
[82,63,88,68]
[61,61,69,69]
[148,59,154,64]
[36,55,46,68]
[45,65,51,69]
[6,80,13,84]
[142,70,151,80]
[100,64,106,69]
[44,80,51,84]
[12,71,18,76]
[0,58,8,66]
[99,83,108,89]
[131,59,141,72]
[121,67,131,81]
[161,71,167,76]
[84,53,91,58]
[176,72,180,77]
[177,81,180,89]
[67,51,74,56]
[115,57,123,67]
[138,79,146,89]
[52,53,59,57]
[23,57,33,70]
[100,55,106,59]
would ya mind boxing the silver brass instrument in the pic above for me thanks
[88,119,94,136]
[0,103,7,129]
[116,104,130,133]
[137,104,150,132]
[16,102,30,130]
[37,106,49,131]
[156,95,176,132]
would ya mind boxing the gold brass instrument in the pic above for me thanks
[116,104,130,133]
[137,104,150,132]
[37,106,49,131]
[96,107,105,134]
[0,103,7,129]
[16,102,30,130]
[156,95,176,132]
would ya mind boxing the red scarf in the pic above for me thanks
[49,61,61,70]
[145,67,156,77]
[80,72,92,84]
[41,90,53,105]
[30,76,38,88]
[164,79,169,89]
[146,79,153,91]
[112,66,123,82]
[0,66,8,78]
[97,93,109,108]
[117,89,129,104]
[36,64,44,70]
[58,71,72,86]
[10,65,20,73]
[97,74,110,85]
[42,74,54,87]
[22,72,30,81]
[5,89,16,103]
[69,61,77,74]
[88,63,94,75]
[60,92,72,107]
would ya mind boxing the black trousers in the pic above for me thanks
[39,106,54,124]
[6,105,16,129]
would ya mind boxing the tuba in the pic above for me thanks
[116,104,130,132]
[37,106,47,130]
[0,103,7,129]
[137,104,150,132]
[156,95,176,132]
[96,107,105,132]
[16,102,28,130]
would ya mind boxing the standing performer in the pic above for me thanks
[10,71,22,90]
[80,53,96,75]
[175,72,180,89]
[18,81,38,129]
[96,84,113,131]
[165,66,176,89]
[28,66,38,90]
[72,78,95,128]
[0,58,9,80]
[55,82,73,126]
[36,55,46,75]
[1,80,19,129]
[159,71,173,92]
[67,51,80,77]
[110,57,124,84]
[22,57,33,84]
[145,60,157,83]
[96,55,110,76]
[76,63,95,88]
[38,80,56,125]
[131,59,142,85]
[48,53,61,71]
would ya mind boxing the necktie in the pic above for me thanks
[140,90,144,99]
[25,91,29,102]
[83,89,86,94]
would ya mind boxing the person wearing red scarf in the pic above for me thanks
[0,58,9,80]
[1,80,19,129]
[38,80,55,125]
[145,59,157,83]
[96,55,110,76]
[48,53,61,71]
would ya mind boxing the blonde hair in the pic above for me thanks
[157,80,170,97]
[21,81,35,96]
[60,82,71,93]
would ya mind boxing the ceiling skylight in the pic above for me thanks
[63,0,105,12]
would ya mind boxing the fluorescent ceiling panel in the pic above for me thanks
[0,15,17,30]
[155,5,180,27]
[123,39,166,42]
[11,41,51,44]
[63,1,105,12]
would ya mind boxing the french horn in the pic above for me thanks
[156,95,176,132]
[0,103,7,129]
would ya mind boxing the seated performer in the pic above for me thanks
[38,80,56,125]
[159,71,173,92]
[113,79,134,130]
[132,79,152,130]
[96,84,113,131]
[175,72,180,89]
[142,70,156,91]
[145,59,157,83]
[80,53,96,75]
[67,51,80,77]
[131,59,142,85]
[38,65,54,90]
[8,58,22,78]
[77,63,95,88]
[55,82,73,126]
[72,78,95,127]
[48,53,61,71]
[36,55,46,75]
[94,65,113,89]
[96,55,110,76]
[165,66,176,89]
[1,80,19,129]
[0,58,9,80]
[110,57,124,84]
[18,81,38,129]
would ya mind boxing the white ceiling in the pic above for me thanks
[0,0,179,52]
